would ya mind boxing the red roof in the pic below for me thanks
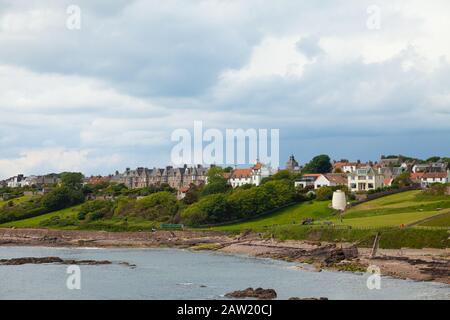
[410,172,425,180]
[252,163,262,170]
[303,174,322,177]
[324,174,348,185]
[384,177,393,185]
[179,187,189,193]
[422,172,448,179]
[231,169,252,179]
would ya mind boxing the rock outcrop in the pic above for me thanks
[0,257,112,266]
[225,287,277,300]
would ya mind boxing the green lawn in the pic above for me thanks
[336,210,446,228]
[337,191,450,227]
[0,195,36,207]
[418,212,450,227]
[1,205,83,228]
[1,204,158,232]
[213,201,334,231]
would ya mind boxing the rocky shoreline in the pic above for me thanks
[0,227,448,285]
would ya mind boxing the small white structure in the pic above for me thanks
[332,190,347,211]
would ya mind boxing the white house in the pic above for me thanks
[314,174,348,189]
[294,174,321,189]
[348,167,385,192]
[228,162,276,188]
[420,171,449,188]
[6,175,25,188]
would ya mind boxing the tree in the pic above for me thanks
[60,172,84,190]
[426,156,441,162]
[392,172,413,188]
[181,194,230,225]
[183,184,201,205]
[316,186,334,201]
[135,191,179,222]
[302,155,332,174]
[41,186,84,211]
[202,166,230,196]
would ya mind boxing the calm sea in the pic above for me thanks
[0,246,448,300]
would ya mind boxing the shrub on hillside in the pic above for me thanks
[114,192,179,222]
[42,187,85,212]
[422,183,448,196]
[181,179,297,226]
[316,186,334,201]
[181,194,230,226]
[78,200,114,221]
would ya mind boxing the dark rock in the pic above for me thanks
[0,256,113,266]
[225,287,277,300]
[289,297,328,300]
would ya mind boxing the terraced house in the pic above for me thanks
[111,165,208,190]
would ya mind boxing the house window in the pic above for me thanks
[351,183,357,189]
[368,183,374,189]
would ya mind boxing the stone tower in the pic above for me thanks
[286,155,299,172]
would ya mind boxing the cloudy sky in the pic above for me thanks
[1,0,450,179]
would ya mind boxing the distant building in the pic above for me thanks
[314,174,348,189]
[228,162,277,188]
[332,160,362,173]
[85,175,112,185]
[348,167,385,192]
[111,165,208,190]
[412,161,448,173]
[294,174,321,189]
[285,155,301,173]
[420,171,449,188]
[6,174,25,188]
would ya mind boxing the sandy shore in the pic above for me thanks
[0,227,449,285]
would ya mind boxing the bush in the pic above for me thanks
[316,186,334,201]
[42,187,85,212]
[182,179,297,226]
[181,194,230,226]
[422,183,448,196]
[78,200,114,221]
[114,192,179,222]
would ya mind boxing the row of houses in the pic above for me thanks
[0,174,60,188]
[110,165,209,190]
[295,161,449,193]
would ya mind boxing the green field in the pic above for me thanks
[418,212,450,227]
[335,190,450,228]
[0,195,36,207]
[1,205,82,228]
[213,201,333,231]
[1,190,449,247]
[1,204,158,232]
[212,190,450,231]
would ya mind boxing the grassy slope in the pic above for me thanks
[214,190,450,248]
[0,195,36,207]
[1,205,82,228]
[212,201,333,231]
[418,212,450,227]
[334,190,450,227]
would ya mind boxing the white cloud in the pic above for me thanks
[0,147,122,178]
[0,0,450,177]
